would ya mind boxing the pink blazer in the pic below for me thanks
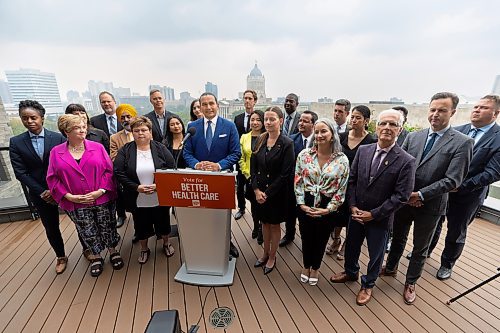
[46,139,117,211]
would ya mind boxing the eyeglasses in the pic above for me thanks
[377,121,400,128]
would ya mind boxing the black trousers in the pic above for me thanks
[31,195,65,258]
[441,191,485,268]
[236,169,246,212]
[386,205,440,284]
[297,208,333,270]
[132,206,171,240]
[115,185,127,218]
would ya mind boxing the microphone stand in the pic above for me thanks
[174,142,185,170]
[447,267,500,304]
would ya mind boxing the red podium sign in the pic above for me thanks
[155,170,236,209]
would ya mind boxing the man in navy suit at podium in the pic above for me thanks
[183,92,242,257]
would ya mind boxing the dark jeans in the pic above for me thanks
[344,219,388,289]
[386,206,440,284]
[31,195,65,258]
[116,185,127,218]
[236,170,246,212]
[297,208,333,270]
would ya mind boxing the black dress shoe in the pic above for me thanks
[116,216,125,228]
[234,210,245,220]
[263,261,276,275]
[279,236,293,247]
[436,266,452,280]
[254,257,268,267]
[229,241,239,258]
[132,234,139,244]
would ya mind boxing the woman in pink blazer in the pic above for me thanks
[47,114,123,277]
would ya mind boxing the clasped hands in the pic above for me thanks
[40,190,57,205]
[64,190,104,204]
[137,184,156,194]
[300,205,329,218]
[407,192,423,207]
[351,206,374,224]
[254,189,267,204]
[195,161,220,171]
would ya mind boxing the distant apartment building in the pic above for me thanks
[149,85,175,101]
[205,82,218,99]
[66,90,80,103]
[5,68,62,109]
[179,91,195,106]
[0,80,13,104]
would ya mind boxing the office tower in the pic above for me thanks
[149,85,175,101]
[5,68,62,108]
[205,82,218,99]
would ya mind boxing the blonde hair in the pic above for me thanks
[58,114,85,134]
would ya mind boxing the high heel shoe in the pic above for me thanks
[254,257,268,267]
[263,260,276,275]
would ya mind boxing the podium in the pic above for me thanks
[155,169,236,286]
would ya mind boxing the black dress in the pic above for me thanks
[250,134,295,225]
[333,131,377,228]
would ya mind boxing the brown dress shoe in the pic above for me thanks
[379,266,398,277]
[403,283,416,305]
[356,288,373,306]
[55,257,68,274]
[330,271,359,283]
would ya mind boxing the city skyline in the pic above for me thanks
[0,1,499,103]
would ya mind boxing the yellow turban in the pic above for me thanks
[116,104,137,119]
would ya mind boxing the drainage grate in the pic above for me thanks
[209,307,234,329]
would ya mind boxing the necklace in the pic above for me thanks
[69,145,85,153]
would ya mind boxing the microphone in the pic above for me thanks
[175,127,196,169]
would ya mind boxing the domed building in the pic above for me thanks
[247,63,266,100]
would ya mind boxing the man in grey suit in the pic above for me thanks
[330,109,416,306]
[435,95,500,280]
[282,93,301,136]
[381,92,474,305]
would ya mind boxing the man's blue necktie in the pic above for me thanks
[206,120,213,150]
[422,132,437,159]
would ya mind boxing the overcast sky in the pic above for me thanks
[1,0,498,103]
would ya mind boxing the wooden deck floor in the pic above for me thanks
[0,208,499,333]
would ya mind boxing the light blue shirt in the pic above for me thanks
[29,128,45,160]
[468,122,495,144]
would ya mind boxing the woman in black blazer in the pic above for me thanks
[251,106,295,275]
[114,116,175,264]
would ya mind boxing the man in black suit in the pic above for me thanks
[233,90,257,220]
[333,99,351,133]
[145,89,174,144]
[280,111,318,247]
[393,106,410,146]
[90,91,123,138]
[90,91,126,228]
[282,93,301,136]
[9,100,67,274]
[331,109,416,306]
[435,94,500,280]
[381,92,474,305]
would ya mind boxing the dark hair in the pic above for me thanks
[265,106,284,119]
[286,93,299,103]
[18,100,45,117]
[65,103,90,125]
[352,105,371,120]
[335,98,351,112]
[302,110,318,123]
[189,99,200,121]
[165,114,186,147]
[250,110,266,133]
[431,92,459,109]
[243,89,258,102]
[99,91,115,102]
[392,106,408,122]
[481,94,500,110]
[200,92,218,104]
[149,89,161,96]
